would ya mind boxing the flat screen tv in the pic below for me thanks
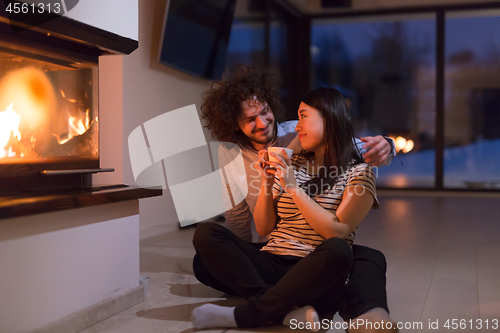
[158,0,236,80]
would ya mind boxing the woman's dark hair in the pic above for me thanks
[201,65,284,149]
[300,87,363,196]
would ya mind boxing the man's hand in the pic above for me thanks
[360,135,392,166]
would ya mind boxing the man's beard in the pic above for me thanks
[251,125,274,145]
[252,135,273,145]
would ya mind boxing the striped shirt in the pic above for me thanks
[261,155,379,258]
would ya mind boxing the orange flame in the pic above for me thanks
[54,108,90,145]
[51,90,91,144]
[0,103,22,158]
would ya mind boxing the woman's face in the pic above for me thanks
[295,102,326,154]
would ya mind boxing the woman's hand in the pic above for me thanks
[254,150,279,236]
[267,150,299,195]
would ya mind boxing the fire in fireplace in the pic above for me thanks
[0,43,100,193]
[0,57,98,161]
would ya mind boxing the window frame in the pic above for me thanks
[306,1,500,192]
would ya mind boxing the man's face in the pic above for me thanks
[237,97,275,146]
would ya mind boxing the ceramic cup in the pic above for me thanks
[267,147,293,163]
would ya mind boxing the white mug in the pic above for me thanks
[268,147,293,163]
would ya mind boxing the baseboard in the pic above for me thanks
[30,286,145,333]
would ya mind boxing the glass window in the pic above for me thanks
[226,20,266,69]
[269,2,298,119]
[225,0,266,70]
[311,15,436,187]
[225,0,297,118]
[270,11,291,113]
[444,10,500,189]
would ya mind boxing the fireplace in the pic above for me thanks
[0,9,135,195]
[0,6,161,220]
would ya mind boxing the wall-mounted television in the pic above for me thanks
[158,0,236,80]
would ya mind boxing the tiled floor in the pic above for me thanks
[81,192,500,333]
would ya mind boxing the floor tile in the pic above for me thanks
[476,245,500,330]
[80,194,500,333]
[419,277,480,333]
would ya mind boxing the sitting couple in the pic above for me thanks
[191,67,397,332]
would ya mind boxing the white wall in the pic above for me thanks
[120,0,213,229]
[0,202,140,333]
[95,0,214,229]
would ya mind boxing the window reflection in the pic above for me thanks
[226,0,266,69]
[225,0,296,118]
[311,15,436,187]
[226,21,266,69]
[444,11,500,189]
